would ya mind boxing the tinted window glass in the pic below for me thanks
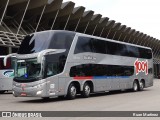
[106,41,117,55]
[106,42,128,55]
[49,32,75,51]
[92,39,107,54]
[74,37,93,54]
[147,49,152,59]
[18,32,75,54]
[126,45,139,57]
[44,53,67,78]
[119,44,128,56]
[46,62,58,77]
[70,64,134,77]
[139,48,152,59]
[18,34,49,54]
[74,36,152,59]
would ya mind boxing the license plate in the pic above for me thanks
[21,93,27,96]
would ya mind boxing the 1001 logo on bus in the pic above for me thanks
[134,59,148,75]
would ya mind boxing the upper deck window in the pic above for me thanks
[74,36,152,59]
[18,31,75,54]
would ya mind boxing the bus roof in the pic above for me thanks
[30,30,151,50]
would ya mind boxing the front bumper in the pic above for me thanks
[12,81,47,97]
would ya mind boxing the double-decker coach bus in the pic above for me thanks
[4,30,153,99]
[0,56,15,94]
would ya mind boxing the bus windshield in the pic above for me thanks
[15,58,41,80]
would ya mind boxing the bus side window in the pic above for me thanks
[74,37,93,54]
[46,62,58,77]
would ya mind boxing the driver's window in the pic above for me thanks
[46,62,58,77]
[17,62,26,77]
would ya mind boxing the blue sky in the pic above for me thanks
[63,0,160,39]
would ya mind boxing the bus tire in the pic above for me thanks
[132,80,138,92]
[81,83,91,98]
[139,80,145,91]
[0,91,5,94]
[67,83,77,100]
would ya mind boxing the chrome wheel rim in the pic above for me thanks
[133,82,138,91]
[71,86,76,97]
[140,81,144,89]
[85,85,90,95]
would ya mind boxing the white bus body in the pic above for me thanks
[0,56,14,94]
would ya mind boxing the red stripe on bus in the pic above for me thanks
[74,76,93,80]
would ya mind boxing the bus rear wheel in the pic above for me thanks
[67,83,77,100]
[132,81,138,92]
[139,80,145,91]
[0,91,5,94]
[81,83,91,98]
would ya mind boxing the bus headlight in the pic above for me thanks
[36,90,43,95]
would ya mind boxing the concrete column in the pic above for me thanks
[8,47,12,54]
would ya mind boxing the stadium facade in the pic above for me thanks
[0,0,160,78]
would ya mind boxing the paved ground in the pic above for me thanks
[0,79,160,120]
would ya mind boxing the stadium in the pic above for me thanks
[0,0,160,77]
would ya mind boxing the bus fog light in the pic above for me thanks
[36,90,43,95]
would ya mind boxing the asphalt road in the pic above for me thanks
[0,79,160,120]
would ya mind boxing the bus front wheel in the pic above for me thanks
[139,80,145,91]
[67,83,77,100]
[81,83,91,98]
